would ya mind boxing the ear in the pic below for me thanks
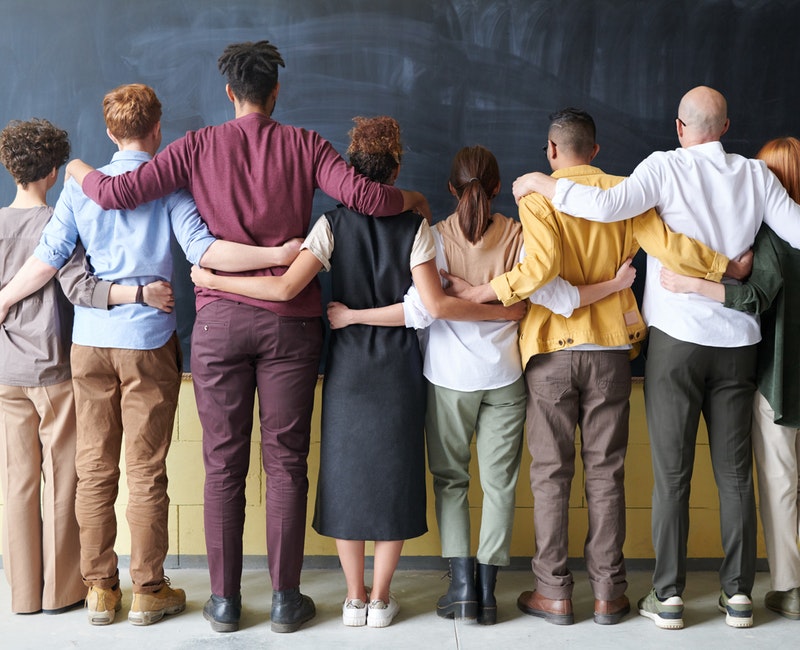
[676,118,684,139]
[590,143,600,161]
[720,118,730,138]
[106,127,120,147]
[272,82,280,103]
[448,181,458,197]
[225,83,236,104]
[491,181,501,198]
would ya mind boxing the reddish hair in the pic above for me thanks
[103,83,161,141]
[757,137,800,203]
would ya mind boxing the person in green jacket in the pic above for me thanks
[660,136,800,621]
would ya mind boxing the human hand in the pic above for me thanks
[613,258,636,290]
[326,301,353,329]
[726,249,753,280]
[143,280,174,312]
[190,265,216,290]
[439,269,473,298]
[504,300,528,322]
[512,172,555,204]
[660,268,696,294]
[278,238,304,266]
[65,159,94,185]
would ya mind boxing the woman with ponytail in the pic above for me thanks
[329,145,634,625]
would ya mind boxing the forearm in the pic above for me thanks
[0,256,59,313]
[199,239,301,272]
[577,279,623,307]
[202,273,297,302]
[400,190,432,222]
[427,294,513,321]
[342,304,405,327]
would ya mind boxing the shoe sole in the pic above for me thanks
[477,605,497,625]
[342,611,366,626]
[517,602,573,626]
[718,603,753,628]
[88,599,122,626]
[367,609,398,628]
[594,603,631,625]
[436,600,478,621]
[128,603,186,626]
[271,610,314,633]
[766,604,800,620]
[638,607,684,629]
[203,608,240,632]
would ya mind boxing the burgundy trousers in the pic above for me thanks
[191,300,322,597]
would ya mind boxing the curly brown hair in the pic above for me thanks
[346,116,403,184]
[0,118,70,188]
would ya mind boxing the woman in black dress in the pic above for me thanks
[191,116,522,628]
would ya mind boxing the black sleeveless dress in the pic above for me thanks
[312,206,428,540]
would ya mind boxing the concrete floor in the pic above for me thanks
[0,567,797,649]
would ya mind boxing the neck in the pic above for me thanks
[118,140,155,156]
[234,98,275,119]
[551,157,592,171]
[9,180,49,209]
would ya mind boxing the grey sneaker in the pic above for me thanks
[765,587,800,620]
[637,588,684,629]
[718,590,753,628]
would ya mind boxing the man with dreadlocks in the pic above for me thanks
[67,40,430,635]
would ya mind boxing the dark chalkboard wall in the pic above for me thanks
[2,0,800,372]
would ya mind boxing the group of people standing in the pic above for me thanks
[1,37,799,639]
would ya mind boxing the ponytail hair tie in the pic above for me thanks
[467,177,480,182]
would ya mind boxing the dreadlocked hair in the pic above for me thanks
[217,40,285,106]
[346,116,403,184]
[449,145,499,244]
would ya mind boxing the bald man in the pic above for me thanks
[513,86,800,630]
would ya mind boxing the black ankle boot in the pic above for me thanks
[203,593,241,632]
[476,563,499,625]
[270,587,315,633]
[436,557,478,620]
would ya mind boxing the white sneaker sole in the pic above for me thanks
[128,603,185,626]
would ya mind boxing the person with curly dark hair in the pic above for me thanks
[190,116,523,629]
[66,40,432,635]
[0,118,174,616]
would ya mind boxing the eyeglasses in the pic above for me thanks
[542,139,556,154]
[677,117,687,127]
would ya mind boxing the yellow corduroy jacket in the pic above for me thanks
[490,165,729,367]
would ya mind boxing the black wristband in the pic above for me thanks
[135,285,146,305]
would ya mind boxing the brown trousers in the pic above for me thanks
[0,380,85,612]
[525,349,631,601]
[71,335,180,594]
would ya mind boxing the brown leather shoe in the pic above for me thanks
[594,595,631,625]
[517,590,574,625]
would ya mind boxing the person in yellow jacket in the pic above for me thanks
[445,108,747,627]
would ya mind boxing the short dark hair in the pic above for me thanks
[218,40,285,106]
[0,118,70,188]
[548,108,596,157]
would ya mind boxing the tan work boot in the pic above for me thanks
[128,578,186,626]
[86,584,123,625]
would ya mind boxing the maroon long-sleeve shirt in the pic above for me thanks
[83,112,404,317]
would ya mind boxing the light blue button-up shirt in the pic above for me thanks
[35,150,216,350]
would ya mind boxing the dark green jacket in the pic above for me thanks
[724,225,800,427]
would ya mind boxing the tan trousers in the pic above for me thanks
[751,391,800,592]
[71,335,180,594]
[0,380,85,613]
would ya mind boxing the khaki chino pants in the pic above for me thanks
[71,335,180,594]
[0,380,85,613]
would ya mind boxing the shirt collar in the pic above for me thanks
[552,164,603,178]
[110,149,153,163]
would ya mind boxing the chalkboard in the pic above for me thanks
[2,0,800,372]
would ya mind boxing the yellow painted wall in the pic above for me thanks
[0,377,765,561]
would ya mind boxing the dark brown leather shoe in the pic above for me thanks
[594,594,631,625]
[517,590,574,625]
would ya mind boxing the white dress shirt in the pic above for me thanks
[552,141,800,347]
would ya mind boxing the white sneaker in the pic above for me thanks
[342,598,367,626]
[367,595,399,628]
